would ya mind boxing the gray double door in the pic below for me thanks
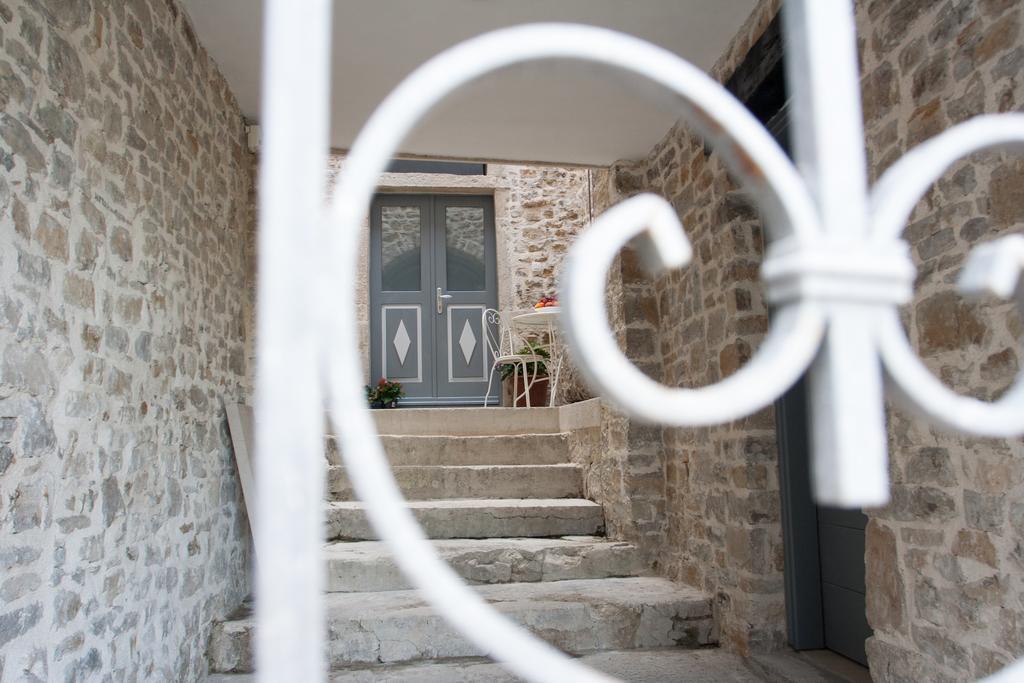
[369,194,497,406]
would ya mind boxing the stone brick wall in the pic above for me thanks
[856,1,1024,680]
[492,165,590,310]
[639,126,785,655]
[595,0,1024,672]
[493,164,594,404]
[615,135,786,655]
[579,165,671,570]
[0,1,255,680]
[592,0,786,656]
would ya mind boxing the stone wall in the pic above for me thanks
[595,0,786,656]
[578,165,671,571]
[493,165,590,311]
[493,164,594,404]
[597,0,1024,673]
[640,126,785,655]
[857,1,1024,680]
[0,1,255,680]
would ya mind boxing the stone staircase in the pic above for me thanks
[207,405,716,677]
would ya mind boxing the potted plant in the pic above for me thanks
[365,377,404,408]
[501,342,550,407]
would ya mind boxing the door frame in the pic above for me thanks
[368,193,498,407]
[776,376,826,649]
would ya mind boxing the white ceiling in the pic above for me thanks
[181,1,757,166]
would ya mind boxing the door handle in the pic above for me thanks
[436,287,453,314]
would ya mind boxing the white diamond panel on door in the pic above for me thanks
[458,321,476,365]
[382,305,422,383]
[446,305,487,383]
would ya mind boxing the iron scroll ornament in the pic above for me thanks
[326,22,1024,683]
[562,119,1024,506]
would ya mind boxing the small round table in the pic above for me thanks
[510,307,563,407]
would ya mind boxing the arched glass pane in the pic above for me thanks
[381,206,421,291]
[445,206,485,291]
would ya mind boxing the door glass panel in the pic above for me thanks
[445,206,486,291]
[380,206,421,291]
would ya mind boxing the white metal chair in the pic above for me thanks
[482,308,547,407]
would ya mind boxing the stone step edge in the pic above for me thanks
[208,578,716,673]
[327,464,584,500]
[326,433,575,467]
[323,535,627,552]
[368,406,564,437]
[360,436,573,440]
[207,648,762,683]
[324,498,606,541]
[215,577,713,629]
[208,647,860,683]
[323,536,644,592]
[327,463,582,471]
[325,497,602,510]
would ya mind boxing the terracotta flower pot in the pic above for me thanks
[511,376,549,407]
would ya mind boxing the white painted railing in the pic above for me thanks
[256,1,1024,681]
[254,1,329,680]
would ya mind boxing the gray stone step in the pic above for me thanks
[325,499,604,541]
[208,577,715,673]
[327,464,583,501]
[372,406,562,436]
[324,536,643,592]
[328,433,571,467]
[206,648,772,682]
[379,433,571,466]
[206,646,868,683]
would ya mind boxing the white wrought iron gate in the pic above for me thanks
[254,1,1024,681]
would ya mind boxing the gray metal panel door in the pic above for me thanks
[370,196,433,401]
[432,195,497,403]
[777,375,871,667]
[369,194,496,406]
[818,505,870,665]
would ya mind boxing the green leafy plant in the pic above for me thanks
[365,377,405,406]
[500,342,550,382]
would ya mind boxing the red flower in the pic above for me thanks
[378,377,387,386]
